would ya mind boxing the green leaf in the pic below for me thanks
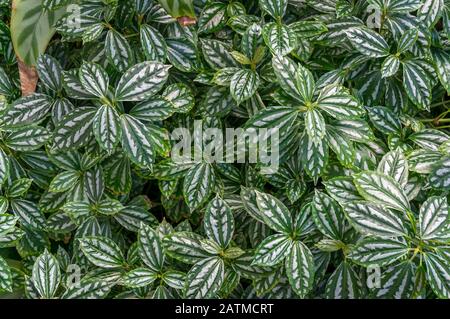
[289,20,328,38]
[0,255,12,292]
[79,62,109,98]
[325,261,362,299]
[299,133,329,180]
[253,233,292,266]
[114,206,157,232]
[198,2,227,34]
[259,0,288,19]
[161,83,195,113]
[120,115,154,167]
[408,150,442,174]
[138,223,164,272]
[0,149,10,186]
[353,171,410,212]
[61,280,113,299]
[1,94,52,127]
[11,199,47,230]
[121,268,157,288]
[157,0,196,19]
[84,165,104,202]
[140,24,167,62]
[162,270,186,290]
[285,241,315,298]
[312,191,346,240]
[0,214,18,236]
[115,62,170,102]
[262,22,297,56]
[49,171,79,192]
[343,201,408,238]
[323,176,362,203]
[230,69,260,104]
[93,105,121,153]
[397,28,418,53]
[367,106,402,135]
[431,48,450,94]
[95,198,124,216]
[105,30,133,72]
[183,162,216,211]
[409,129,449,151]
[163,231,213,264]
[349,237,410,267]
[52,107,96,150]
[255,190,293,234]
[204,197,235,248]
[418,0,444,28]
[31,250,61,298]
[4,126,51,151]
[402,60,432,110]
[36,54,62,92]
[325,126,355,167]
[381,55,400,78]
[166,38,199,73]
[373,261,416,299]
[201,39,239,70]
[305,108,326,145]
[272,55,304,102]
[185,257,225,299]
[419,196,448,240]
[316,85,363,119]
[346,27,390,58]
[78,236,125,269]
[295,63,315,103]
[6,178,32,198]
[423,251,450,299]
[11,0,66,66]
[377,149,408,187]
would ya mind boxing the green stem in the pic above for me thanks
[406,210,417,235]
[124,33,139,39]
[429,100,450,109]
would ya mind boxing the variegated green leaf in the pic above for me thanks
[402,60,432,110]
[346,27,390,58]
[140,24,167,62]
[419,196,448,240]
[305,108,326,145]
[230,68,260,104]
[120,115,154,167]
[52,107,96,150]
[183,162,216,211]
[285,241,315,298]
[253,233,292,266]
[353,171,410,212]
[93,105,121,153]
[185,257,225,299]
[349,237,410,267]
[31,250,61,299]
[204,197,234,248]
[138,223,164,272]
[255,190,293,234]
[325,261,362,299]
[115,62,170,102]
[78,236,125,269]
[423,251,450,299]
[343,201,408,238]
[312,191,346,240]
[263,23,297,56]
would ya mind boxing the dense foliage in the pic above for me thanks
[0,0,450,299]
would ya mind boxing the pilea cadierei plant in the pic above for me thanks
[0,0,449,299]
